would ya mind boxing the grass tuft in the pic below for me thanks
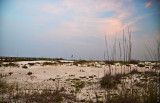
[100,74,121,89]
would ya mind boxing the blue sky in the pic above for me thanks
[0,0,160,60]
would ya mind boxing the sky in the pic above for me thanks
[0,0,160,60]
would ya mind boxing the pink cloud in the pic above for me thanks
[42,0,124,16]
[42,3,64,15]
[40,0,145,40]
[97,18,123,36]
[145,0,153,8]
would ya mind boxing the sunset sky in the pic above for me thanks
[0,0,160,60]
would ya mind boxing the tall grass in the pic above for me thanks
[0,78,76,103]
[101,28,159,103]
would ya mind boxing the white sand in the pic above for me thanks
[0,61,155,101]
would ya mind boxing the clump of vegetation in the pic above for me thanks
[22,65,28,69]
[142,83,158,103]
[3,58,34,62]
[42,62,58,66]
[74,60,93,65]
[9,72,13,76]
[106,91,139,103]
[105,60,115,65]
[71,78,80,81]
[144,71,157,77]
[0,80,76,103]
[130,69,141,74]
[25,90,76,103]
[130,60,139,64]
[126,64,130,66]
[28,63,35,66]
[137,64,145,67]
[119,61,128,65]
[0,79,9,90]
[100,74,121,89]
[152,64,160,69]
[79,76,86,79]
[135,82,146,87]
[0,77,15,97]
[74,60,87,64]
[27,72,32,75]
[89,76,94,78]
[0,74,7,78]
[0,63,2,67]
[74,81,85,93]
[106,82,158,103]
[60,87,65,92]
[3,62,19,67]
[48,78,55,81]
[14,58,27,61]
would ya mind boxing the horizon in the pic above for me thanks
[0,56,158,62]
[0,0,160,61]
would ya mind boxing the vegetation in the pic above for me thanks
[0,79,76,103]
[3,58,31,62]
[144,71,157,77]
[100,74,121,89]
[106,91,139,103]
[129,60,139,64]
[27,72,32,75]
[9,72,13,76]
[0,28,159,102]
[74,60,93,65]
[28,63,35,66]
[0,62,159,103]
[152,64,160,69]
[2,62,19,67]
[104,60,115,65]
[129,69,141,74]
[138,64,145,67]
[22,65,28,68]
[0,79,9,90]
[42,62,58,66]
[25,90,75,103]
